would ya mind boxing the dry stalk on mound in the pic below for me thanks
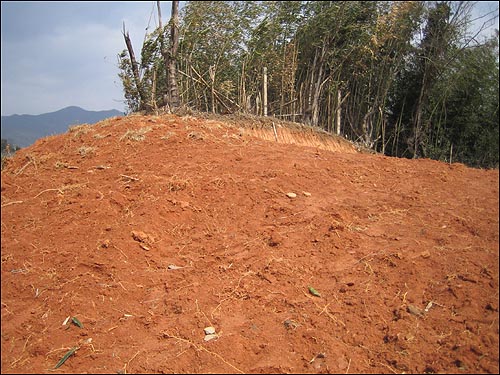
[69,124,93,138]
[1,200,24,208]
[13,155,37,176]
[303,290,346,327]
[125,109,358,153]
[211,271,254,319]
[119,127,152,142]
[121,350,142,374]
[160,332,244,374]
[34,182,87,198]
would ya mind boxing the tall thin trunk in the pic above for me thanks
[413,78,427,158]
[158,1,168,108]
[304,50,318,125]
[209,65,215,113]
[290,43,297,122]
[336,89,341,135]
[380,106,386,154]
[311,43,327,127]
[160,0,180,110]
[327,89,332,132]
[157,1,162,29]
[280,39,286,116]
[263,67,268,117]
[168,0,180,108]
[151,68,157,111]
[239,59,246,111]
[122,23,148,112]
[311,64,324,126]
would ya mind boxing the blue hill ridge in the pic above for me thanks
[1,106,124,148]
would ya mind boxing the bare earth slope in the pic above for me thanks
[1,114,498,374]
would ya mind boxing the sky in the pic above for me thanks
[1,1,177,116]
[1,1,499,117]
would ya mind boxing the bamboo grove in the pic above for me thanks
[118,1,499,168]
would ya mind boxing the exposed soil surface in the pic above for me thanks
[1,113,498,374]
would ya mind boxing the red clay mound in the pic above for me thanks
[1,113,498,374]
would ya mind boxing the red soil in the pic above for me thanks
[1,113,498,374]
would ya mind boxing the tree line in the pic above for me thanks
[118,1,499,168]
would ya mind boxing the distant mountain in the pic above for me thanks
[1,106,124,149]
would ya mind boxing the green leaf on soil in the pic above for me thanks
[308,286,321,297]
[71,316,83,328]
[54,346,78,369]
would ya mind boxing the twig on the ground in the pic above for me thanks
[34,188,63,198]
[123,350,141,374]
[120,174,139,181]
[195,299,213,327]
[211,272,253,319]
[14,159,33,176]
[34,183,86,198]
[162,332,244,374]
[1,200,23,207]
[303,290,346,327]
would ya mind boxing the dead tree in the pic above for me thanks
[122,23,149,112]
[160,0,180,110]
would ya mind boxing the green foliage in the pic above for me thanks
[141,27,169,109]
[245,1,303,114]
[117,49,140,113]
[1,139,21,170]
[1,138,21,155]
[427,35,499,167]
[116,1,498,169]
[388,2,498,168]
[178,1,263,112]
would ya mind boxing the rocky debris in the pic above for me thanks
[203,326,218,341]
[131,230,156,251]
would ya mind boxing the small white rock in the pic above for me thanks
[204,334,218,342]
[303,191,311,197]
[168,264,183,270]
[204,326,216,335]
[286,192,297,198]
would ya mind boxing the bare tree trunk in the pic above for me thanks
[336,89,341,135]
[256,93,261,116]
[412,82,426,158]
[151,69,157,112]
[362,107,376,148]
[209,65,216,113]
[157,1,162,29]
[392,103,404,156]
[168,0,180,108]
[303,50,318,125]
[311,68,323,126]
[160,0,180,110]
[279,40,286,116]
[263,67,268,117]
[335,90,349,135]
[327,89,332,132]
[157,1,168,109]
[289,42,298,122]
[310,43,328,127]
[239,59,246,111]
[122,23,148,111]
